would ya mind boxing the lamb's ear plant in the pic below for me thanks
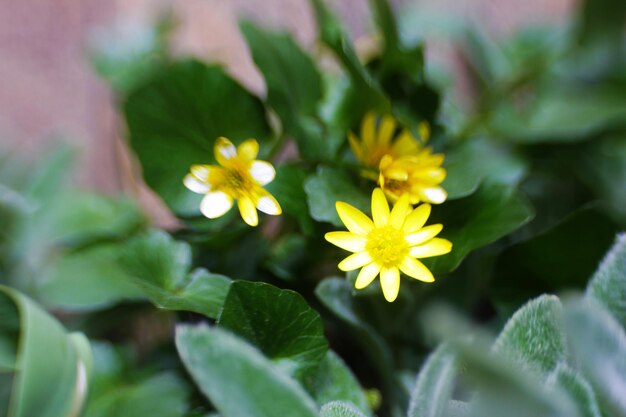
[1,0,625,416]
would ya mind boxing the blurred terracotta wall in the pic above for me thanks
[0,0,573,194]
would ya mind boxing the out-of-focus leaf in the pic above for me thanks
[563,297,626,416]
[491,208,616,314]
[218,281,328,379]
[304,350,371,416]
[0,286,90,417]
[549,364,602,417]
[493,295,566,376]
[407,344,457,417]
[38,243,143,311]
[240,22,341,161]
[176,324,319,417]
[124,60,271,215]
[320,401,368,417]
[442,138,528,200]
[577,0,626,44]
[265,234,308,281]
[423,182,534,274]
[587,233,626,327]
[265,165,314,234]
[304,167,369,227]
[119,230,231,319]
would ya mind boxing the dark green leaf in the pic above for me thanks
[218,281,328,379]
[119,230,231,319]
[587,233,626,327]
[176,324,319,417]
[304,167,370,226]
[124,60,271,215]
[265,165,314,234]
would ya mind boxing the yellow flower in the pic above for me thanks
[183,137,282,227]
[325,188,452,302]
[378,150,447,205]
[348,113,426,171]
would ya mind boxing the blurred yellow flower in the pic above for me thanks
[378,150,448,205]
[325,188,452,302]
[183,137,281,227]
[348,113,426,171]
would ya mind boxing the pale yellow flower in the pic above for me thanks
[325,188,452,302]
[183,137,281,227]
[378,150,448,205]
[348,113,425,171]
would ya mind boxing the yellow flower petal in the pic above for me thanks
[325,232,367,253]
[238,196,258,226]
[405,224,443,245]
[378,115,396,146]
[409,238,452,258]
[338,252,373,272]
[183,174,210,194]
[237,139,259,161]
[256,193,282,215]
[390,129,419,156]
[380,267,400,302]
[399,257,434,282]
[389,193,411,229]
[348,132,362,162]
[371,188,389,227]
[215,137,237,166]
[403,204,431,233]
[249,161,276,185]
[200,191,233,219]
[355,262,381,289]
[336,202,374,235]
[419,187,447,204]
[412,167,447,183]
[361,112,377,147]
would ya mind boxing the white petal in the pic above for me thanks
[250,161,276,185]
[200,191,233,219]
[420,187,447,204]
[256,195,281,215]
[183,174,210,194]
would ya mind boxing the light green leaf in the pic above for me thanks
[563,297,626,416]
[176,324,319,417]
[119,230,231,319]
[493,295,566,376]
[304,167,370,227]
[407,344,458,417]
[423,182,534,274]
[587,233,626,327]
[0,285,90,417]
[549,364,602,417]
[218,281,328,379]
[320,401,368,417]
[304,351,371,416]
[124,60,271,215]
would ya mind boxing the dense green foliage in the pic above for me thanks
[1,0,625,416]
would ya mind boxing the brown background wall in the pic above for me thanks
[0,0,574,195]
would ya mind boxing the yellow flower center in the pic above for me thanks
[365,225,409,268]
[219,164,254,197]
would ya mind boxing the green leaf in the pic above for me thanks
[218,281,328,379]
[304,351,371,416]
[320,401,368,417]
[0,285,90,417]
[119,230,231,319]
[240,22,340,161]
[407,344,458,417]
[124,60,271,215]
[265,165,314,234]
[37,243,144,311]
[368,0,399,53]
[563,297,626,417]
[493,295,566,376]
[549,364,602,417]
[176,324,319,417]
[587,233,626,327]
[304,167,370,227]
[577,0,626,44]
[424,182,534,274]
